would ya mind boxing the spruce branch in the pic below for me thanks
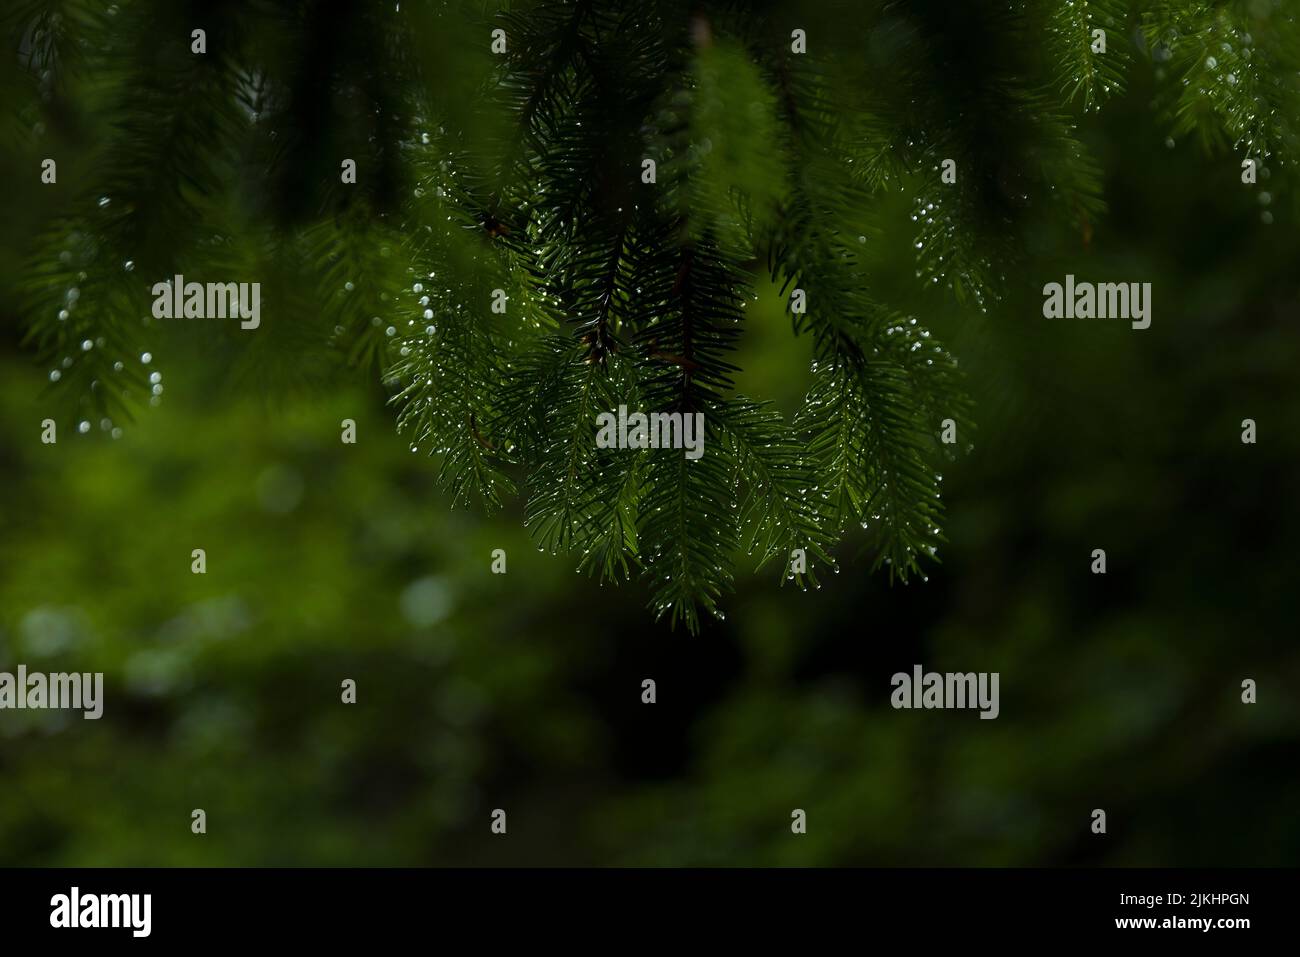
[14,0,1293,632]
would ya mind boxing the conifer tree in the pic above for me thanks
[7,0,1298,631]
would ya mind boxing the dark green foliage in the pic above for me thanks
[1141,0,1300,157]
[9,0,1299,630]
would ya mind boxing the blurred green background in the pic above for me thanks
[2,8,1299,867]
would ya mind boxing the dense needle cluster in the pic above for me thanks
[9,1,1299,631]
